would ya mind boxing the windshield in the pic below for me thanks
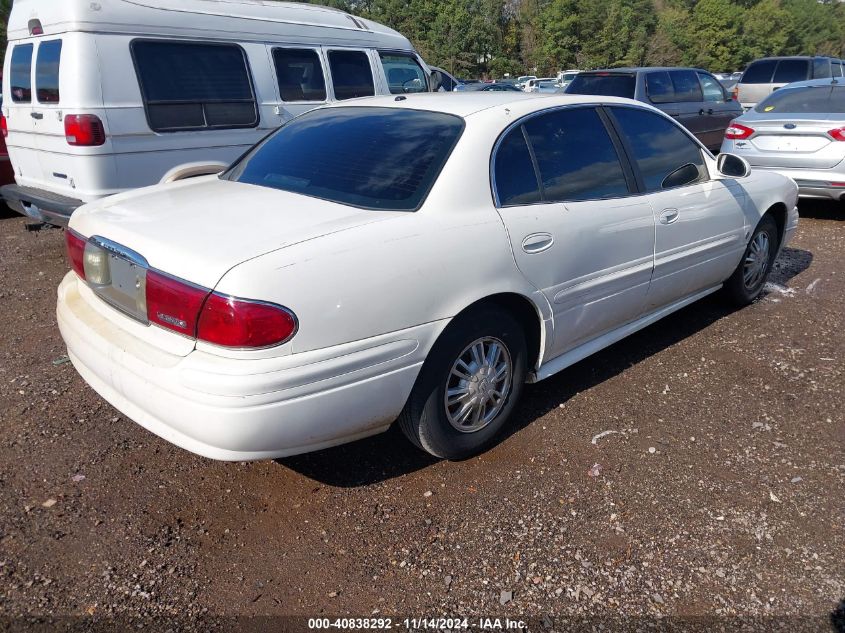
[755,84,845,114]
[567,73,636,99]
[225,107,465,211]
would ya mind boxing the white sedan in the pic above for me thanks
[58,93,799,461]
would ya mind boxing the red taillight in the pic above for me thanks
[197,293,297,349]
[725,122,755,140]
[145,271,209,337]
[64,114,106,147]
[1,115,7,139]
[829,127,845,141]
[65,229,87,279]
[731,86,739,101]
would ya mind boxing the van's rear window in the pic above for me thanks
[226,107,464,211]
[10,44,33,103]
[36,40,62,104]
[566,74,635,99]
[755,85,845,114]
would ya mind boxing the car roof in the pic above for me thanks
[324,92,649,118]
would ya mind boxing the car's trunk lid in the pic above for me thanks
[743,115,845,168]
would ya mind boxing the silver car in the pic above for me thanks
[721,78,845,201]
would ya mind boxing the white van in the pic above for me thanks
[1,0,434,225]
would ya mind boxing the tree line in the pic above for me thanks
[297,0,845,77]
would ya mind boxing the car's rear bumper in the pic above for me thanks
[741,166,845,201]
[1,184,84,225]
[57,272,439,461]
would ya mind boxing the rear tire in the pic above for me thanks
[398,307,527,460]
[724,215,779,306]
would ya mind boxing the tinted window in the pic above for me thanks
[10,44,33,103]
[494,127,541,206]
[754,85,845,114]
[611,107,705,192]
[226,107,463,211]
[669,70,703,102]
[36,40,62,103]
[813,58,832,79]
[566,74,636,99]
[133,41,257,132]
[773,59,810,83]
[328,50,375,100]
[522,108,629,203]
[646,71,674,104]
[742,60,777,84]
[380,53,427,95]
[273,48,326,102]
[697,72,725,102]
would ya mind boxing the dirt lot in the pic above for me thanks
[0,202,843,632]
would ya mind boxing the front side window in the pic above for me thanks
[646,71,674,104]
[328,50,375,100]
[273,48,326,102]
[10,44,33,103]
[697,72,725,103]
[773,59,810,83]
[610,107,706,192]
[668,70,703,102]
[742,60,777,84]
[379,52,427,95]
[226,107,463,211]
[132,40,257,132]
[494,127,542,206]
[521,107,630,203]
[36,40,62,104]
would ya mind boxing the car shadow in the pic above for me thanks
[277,247,813,488]
[798,198,844,222]
[832,598,845,633]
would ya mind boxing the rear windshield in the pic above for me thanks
[225,107,465,211]
[567,74,635,99]
[742,60,777,84]
[36,40,62,103]
[755,85,845,114]
[773,59,810,83]
[10,44,33,103]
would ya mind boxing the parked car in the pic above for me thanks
[457,82,523,92]
[534,80,561,94]
[58,93,798,462]
[565,67,743,152]
[516,75,536,90]
[721,78,845,202]
[556,69,581,90]
[524,78,556,93]
[431,66,463,92]
[1,0,435,226]
[734,56,844,111]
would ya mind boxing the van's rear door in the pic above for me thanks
[3,41,41,184]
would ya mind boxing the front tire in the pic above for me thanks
[724,215,779,306]
[398,307,527,460]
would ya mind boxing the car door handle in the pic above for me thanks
[699,108,714,115]
[30,112,43,120]
[659,208,680,225]
[522,233,554,254]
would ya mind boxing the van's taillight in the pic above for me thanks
[197,294,297,349]
[145,271,209,337]
[829,128,845,141]
[64,114,106,147]
[725,122,754,140]
[1,115,7,138]
[65,230,87,279]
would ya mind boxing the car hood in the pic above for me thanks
[70,177,398,289]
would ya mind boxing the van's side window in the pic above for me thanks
[378,52,427,94]
[273,48,326,102]
[132,41,258,132]
[36,40,63,104]
[10,44,33,103]
[328,50,375,100]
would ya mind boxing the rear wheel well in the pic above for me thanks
[453,294,543,372]
[764,203,788,248]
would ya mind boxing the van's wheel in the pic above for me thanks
[724,215,779,306]
[398,307,527,460]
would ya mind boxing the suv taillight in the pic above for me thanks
[731,85,739,101]
[65,114,106,147]
[725,122,754,140]
[829,127,845,141]
[1,115,7,139]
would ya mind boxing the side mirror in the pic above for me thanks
[662,163,701,189]
[717,153,751,178]
[430,70,443,93]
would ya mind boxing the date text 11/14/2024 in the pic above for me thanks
[307,618,529,630]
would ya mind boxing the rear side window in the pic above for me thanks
[566,74,636,99]
[773,59,809,83]
[812,58,832,79]
[328,50,375,100]
[273,48,326,102]
[646,71,674,104]
[132,40,257,132]
[226,107,463,211]
[754,86,845,114]
[668,70,703,102]
[610,107,705,192]
[698,72,725,102]
[10,44,33,103]
[521,107,629,203]
[36,40,62,104]
[494,127,542,206]
[379,52,427,95]
[742,60,777,84]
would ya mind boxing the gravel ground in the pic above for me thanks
[0,202,843,632]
